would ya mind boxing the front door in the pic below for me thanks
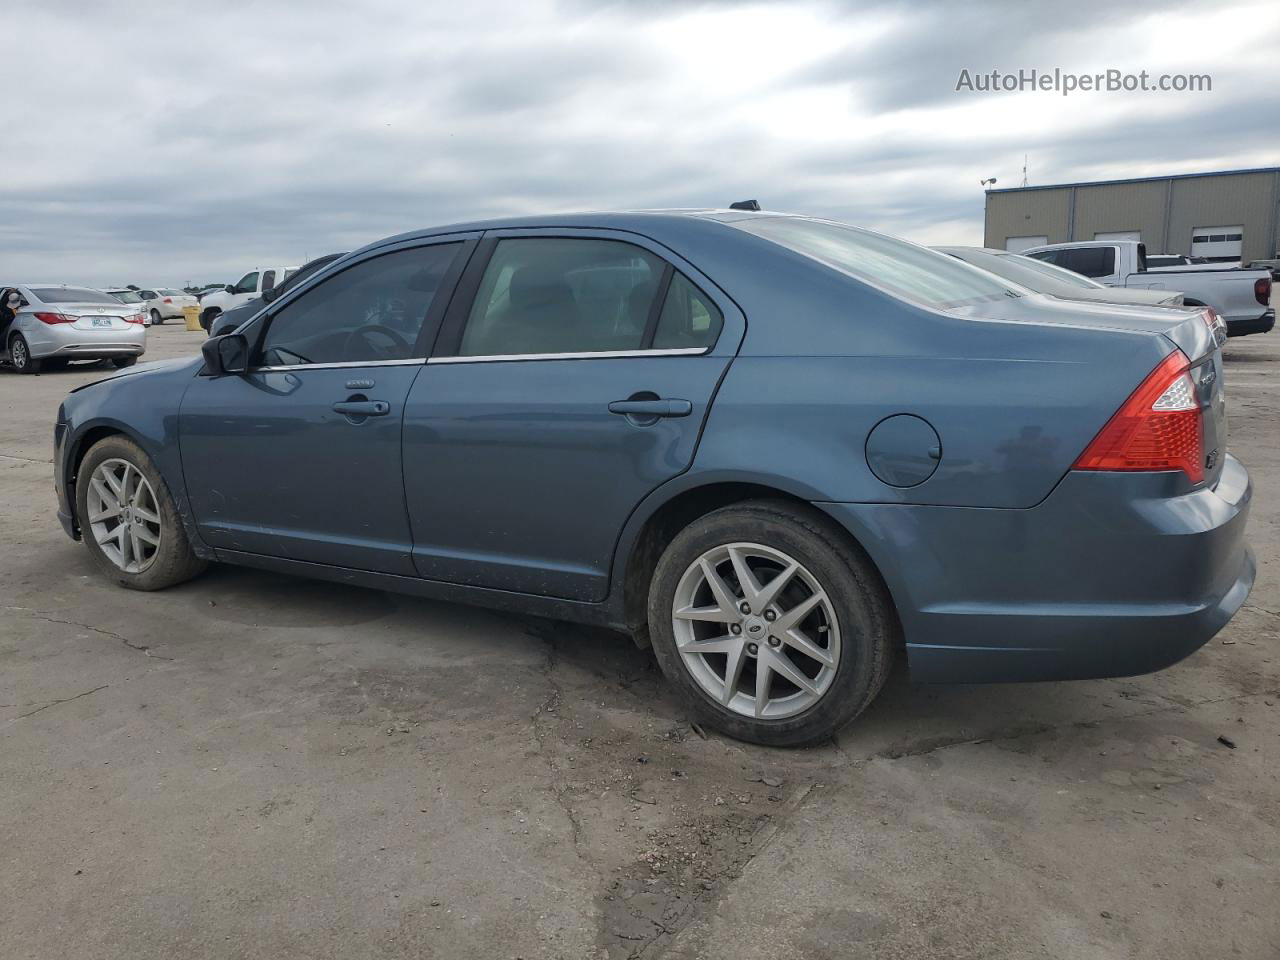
[402,232,742,601]
[179,239,471,574]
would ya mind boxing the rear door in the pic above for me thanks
[402,229,744,601]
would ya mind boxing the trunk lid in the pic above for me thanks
[58,302,140,331]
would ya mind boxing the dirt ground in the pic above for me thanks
[1,322,1277,959]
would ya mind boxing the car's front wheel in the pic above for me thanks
[76,435,208,590]
[647,500,896,746]
[9,334,41,374]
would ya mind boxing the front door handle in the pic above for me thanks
[607,398,693,419]
[332,400,390,417]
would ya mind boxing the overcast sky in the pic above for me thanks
[1,0,1277,286]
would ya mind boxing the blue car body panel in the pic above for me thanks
[53,210,1255,686]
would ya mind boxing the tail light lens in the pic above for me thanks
[1074,350,1204,484]
[125,313,145,325]
[34,311,76,325]
[162,297,173,303]
[1200,306,1228,346]
[1255,276,1272,306]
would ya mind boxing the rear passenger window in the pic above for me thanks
[262,270,277,291]
[653,273,723,349]
[459,238,664,357]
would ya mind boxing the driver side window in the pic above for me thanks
[233,273,258,295]
[257,244,461,368]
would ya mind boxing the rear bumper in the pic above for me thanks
[819,455,1254,683]
[1226,309,1274,337]
[40,342,145,359]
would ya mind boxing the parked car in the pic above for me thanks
[1023,240,1273,337]
[105,289,150,323]
[208,253,349,337]
[198,266,299,331]
[133,287,197,326]
[3,283,145,373]
[53,212,1254,746]
[936,246,1186,308]
[1247,258,1280,282]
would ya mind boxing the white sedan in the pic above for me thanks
[1,284,146,374]
[135,287,197,325]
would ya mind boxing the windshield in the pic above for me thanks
[109,290,143,303]
[996,252,1104,289]
[732,217,1021,308]
[32,287,123,305]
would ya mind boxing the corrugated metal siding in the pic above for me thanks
[984,188,1070,249]
[1073,181,1167,247]
[1166,171,1276,261]
[985,170,1280,262]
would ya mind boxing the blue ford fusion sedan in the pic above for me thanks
[53,211,1254,745]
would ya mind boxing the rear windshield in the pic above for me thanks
[159,288,184,296]
[32,287,122,304]
[732,217,1021,308]
[997,252,1103,289]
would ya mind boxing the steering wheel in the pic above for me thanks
[342,324,412,360]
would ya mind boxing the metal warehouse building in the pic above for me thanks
[984,166,1280,264]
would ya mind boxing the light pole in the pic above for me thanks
[980,177,998,190]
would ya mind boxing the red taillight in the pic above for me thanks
[163,297,173,303]
[34,311,75,325]
[1074,350,1204,484]
[1200,306,1228,346]
[1255,276,1272,307]
[125,313,145,325]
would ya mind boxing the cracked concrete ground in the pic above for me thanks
[1,324,1277,959]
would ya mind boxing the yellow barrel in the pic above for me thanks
[183,304,202,332]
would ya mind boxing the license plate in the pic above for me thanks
[91,317,113,327]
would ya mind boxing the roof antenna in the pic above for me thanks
[1021,154,1029,188]
[728,199,761,211]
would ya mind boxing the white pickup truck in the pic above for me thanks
[198,265,299,331]
[1023,240,1274,337]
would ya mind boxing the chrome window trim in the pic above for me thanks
[248,358,426,373]
[426,347,709,364]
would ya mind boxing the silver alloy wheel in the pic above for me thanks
[11,337,28,368]
[86,458,162,573]
[671,542,841,719]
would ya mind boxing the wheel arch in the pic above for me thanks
[612,474,902,642]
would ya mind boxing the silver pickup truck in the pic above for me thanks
[1024,240,1274,337]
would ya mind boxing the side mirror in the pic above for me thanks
[225,284,236,293]
[201,333,249,376]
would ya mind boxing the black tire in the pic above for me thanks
[75,434,208,591]
[200,308,220,332]
[150,309,165,326]
[9,334,41,374]
[647,499,896,747]
[112,356,138,368]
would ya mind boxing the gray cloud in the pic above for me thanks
[0,0,1274,285]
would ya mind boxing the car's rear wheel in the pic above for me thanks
[9,334,40,374]
[150,309,163,326]
[112,356,137,368]
[647,500,895,746]
[76,435,207,590]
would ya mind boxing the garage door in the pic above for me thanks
[1095,231,1141,242]
[1005,235,1048,253]
[1190,226,1243,263]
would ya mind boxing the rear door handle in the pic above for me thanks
[607,398,693,418]
[332,400,390,417]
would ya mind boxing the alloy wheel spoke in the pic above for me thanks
[132,504,160,525]
[89,504,121,523]
[755,561,799,612]
[95,522,119,546]
[674,603,737,624]
[116,523,131,566]
[779,627,835,668]
[129,529,146,565]
[103,466,126,500]
[721,642,747,705]
[133,524,160,546]
[727,546,762,609]
[771,590,824,635]
[753,659,773,717]
[699,558,739,618]
[677,632,738,654]
[762,648,820,697]
[90,476,119,512]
